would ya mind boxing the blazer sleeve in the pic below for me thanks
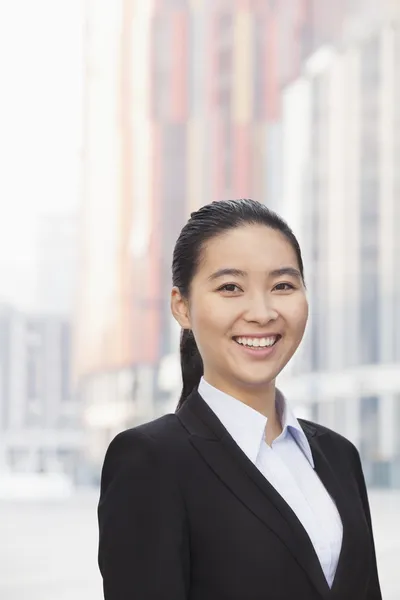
[350,444,382,600]
[98,429,189,599]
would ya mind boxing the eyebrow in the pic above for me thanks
[207,268,247,281]
[207,267,303,281]
[269,267,303,280]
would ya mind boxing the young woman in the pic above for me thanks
[98,199,382,599]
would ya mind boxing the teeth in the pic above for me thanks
[235,336,277,348]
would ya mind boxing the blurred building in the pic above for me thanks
[278,1,400,487]
[0,213,80,479]
[75,0,154,472]
[76,0,400,486]
[76,0,309,472]
[34,212,79,316]
[0,305,82,478]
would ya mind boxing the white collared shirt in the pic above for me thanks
[198,377,343,588]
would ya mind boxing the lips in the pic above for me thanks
[232,334,282,349]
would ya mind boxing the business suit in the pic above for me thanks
[98,389,382,599]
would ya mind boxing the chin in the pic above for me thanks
[232,371,278,389]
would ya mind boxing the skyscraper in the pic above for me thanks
[76,0,318,469]
[278,1,400,487]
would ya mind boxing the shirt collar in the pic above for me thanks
[198,377,314,468]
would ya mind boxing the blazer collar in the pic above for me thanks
[177,386,319,443]
[177,389,371,600]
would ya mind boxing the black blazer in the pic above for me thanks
[98,389,382,600]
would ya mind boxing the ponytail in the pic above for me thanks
[172,201,304,411]
[176,328,203,411]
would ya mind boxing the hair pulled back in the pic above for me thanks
[172,199,304,411]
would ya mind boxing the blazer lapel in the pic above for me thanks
[178,391,330,598]
[305,429,372,599]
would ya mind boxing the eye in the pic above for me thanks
[217,283,242,294]
[273,282,295,292]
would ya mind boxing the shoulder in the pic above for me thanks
[101,413,189,475]
[98,415,188,517]
[109,413,186,451]
[299,418,361,463]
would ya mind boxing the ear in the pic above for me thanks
[171,287,191,329]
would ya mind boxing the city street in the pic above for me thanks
[0,2,399,600]
[0,489,399,600]
[0,491,102,600]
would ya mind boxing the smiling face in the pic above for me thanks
[171,224,308,400]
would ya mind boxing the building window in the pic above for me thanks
[222,119,233,191]
[359,35,381,365]
[151,15,172,120]
[393,29,400,361]
[60,322,71,401]
[309,74,328,371]
[26,323,43,402]
[215,13,232,117]
[359,395,379,461]
[253,15,266,119]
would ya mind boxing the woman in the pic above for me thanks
[98,199,382,599]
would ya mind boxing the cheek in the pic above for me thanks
[190,303,216,344]
[191,298,233,351]
[191,295,231,329]
[192,310,225,365]
[287,298,309,334]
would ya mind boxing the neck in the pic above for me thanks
[202,375,282,441]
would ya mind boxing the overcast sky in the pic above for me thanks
[0,0,84,309]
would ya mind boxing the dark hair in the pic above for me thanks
[172,199,305,410]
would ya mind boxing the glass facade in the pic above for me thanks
[280,23,400,487]
[309,73,329,373]
[394,29,400,362]
[359,35,381,365]
[77,1,400,485]
[0,308,11,431]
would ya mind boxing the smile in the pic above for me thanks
[233,335,281,349]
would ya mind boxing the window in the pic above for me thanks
[60,322,71,401]
[151,15,172,120]
[309,75,328,371]
[215,13,232,116]
[359,395,379,460]
[394,30,400,361]
[253,16,266,119]
[359,35,381,365]
[25,322,43,402]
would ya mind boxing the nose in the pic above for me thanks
[244,293,278,325]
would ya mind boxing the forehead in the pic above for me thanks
[198,225,299,274]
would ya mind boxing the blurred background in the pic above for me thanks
[0,0,399,598]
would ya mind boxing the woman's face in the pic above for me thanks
[172,225,308,395]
